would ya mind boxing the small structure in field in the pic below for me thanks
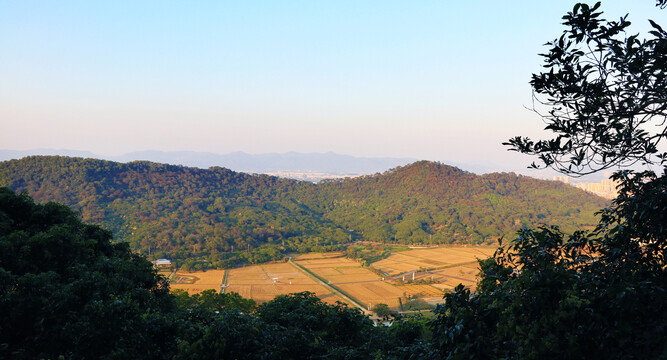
[152,259,172,268]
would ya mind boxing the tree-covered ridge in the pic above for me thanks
[314,161,604,243]
[0,156,607,266]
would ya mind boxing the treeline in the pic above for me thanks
[0,156,607,266]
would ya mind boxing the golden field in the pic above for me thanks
[169,246,496,310]
[295,257,405,308]
[373,246,496,276]
[293,252,346,260]
[294,257,378,282]
[223,262,345,304]
[170,269,226,294]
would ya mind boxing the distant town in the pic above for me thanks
[265,170,620,200]
[552,175,619,199]
[263,171,362,182]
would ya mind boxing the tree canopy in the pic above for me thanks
[505,2,667,175]
[435,2,667,359]
[0,187,180,359]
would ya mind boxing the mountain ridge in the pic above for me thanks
[0,156,608,267]
[0,149,419,176]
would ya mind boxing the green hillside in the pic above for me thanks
[0,156,607,267]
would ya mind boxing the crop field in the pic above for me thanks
[170,269,226,294]
[226,262,317,285]
[293,252,345,260]
[427,264,481,291]
[224,262,347,304]
[169,246,495,309]
[373,246,496,276]
[295,257,405,309]
[337,281,405,308]
[225,284,341,303]
[295,257,378,282]
[398,284,444,298]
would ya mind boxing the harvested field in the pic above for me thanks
[398,284,443,298]
[171,246,496,306]
[373,246,496,276]
[224,262,349,305]
[296,257,405,309]
[372,246,495,294]
[428,264,481,290]
[224,284,338,303]
[293,252,345,260]
[295,258,378,283]
[170,269,226,294]
[337,281,405,308]
[226,262,316,285]
[171,284,224,294]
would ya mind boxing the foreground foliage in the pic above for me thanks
[0,187,433,359]
[435,2,667,359]
[0,187,180,359]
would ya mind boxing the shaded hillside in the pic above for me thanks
[0,156,607,266]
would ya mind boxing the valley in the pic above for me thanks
[0,156,607,268]
[170,244,496,312]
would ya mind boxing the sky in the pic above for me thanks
[0,1,662,173]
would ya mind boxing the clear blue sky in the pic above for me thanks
[0,1,661,172]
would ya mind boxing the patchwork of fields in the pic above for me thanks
[169,245,496,311]
[373,246,496,276]
[295,257,405,308]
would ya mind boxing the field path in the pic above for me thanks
[288,257,368,313]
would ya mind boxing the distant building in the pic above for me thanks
[152,259,172,268]
[553,176,619,199]
[553,176,570,184]
[574,179,619,199]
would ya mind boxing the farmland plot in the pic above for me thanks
[170,269,226,294]
[373,246,496,276]
[295,258,405,309]
[224,262,345,304]
[427,264,481,291]
[293,252,345,260]
[170,246,496,307]
[372,246,496,294]
[399,284,443,298]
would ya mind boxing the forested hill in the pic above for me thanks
[0,156,607,266]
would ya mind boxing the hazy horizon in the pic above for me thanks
[1,147,600,181]
[1,1,658,175]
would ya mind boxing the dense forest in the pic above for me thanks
[0,187,433,359]
[0,156,606,267]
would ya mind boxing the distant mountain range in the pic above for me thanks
[0,156,608,267]
[0,149,418,176]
